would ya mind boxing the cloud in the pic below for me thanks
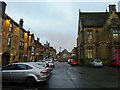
[6,1,118,53]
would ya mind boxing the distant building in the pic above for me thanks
[44,41,57,60]
[57,49,70,62]
[77,4,120,65]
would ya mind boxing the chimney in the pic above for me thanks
[37,38,39,42]
[109,4,116,14]
[27,31,30,35]
[0,1,7,14]
[19,18,24,27]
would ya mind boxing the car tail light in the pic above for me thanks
[40,70,48,74]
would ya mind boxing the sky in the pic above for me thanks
[4,0,119,53]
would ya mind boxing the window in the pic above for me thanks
[113,34,118,38]
[21,30,24,38]
[113,29,120,33]
[8,35,11,47]
[87,31,92,42]
[9,23,13,32]
[2,64,32,70]
[19,41,24,50]
[2,64,16,70]
[113,29,120,39]
[16,64,32,70]
[19,42,24,49]
[88,49,93,59]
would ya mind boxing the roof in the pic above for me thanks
[3,13,28,33]
[80,12,109,27]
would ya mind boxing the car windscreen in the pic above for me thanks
[71,59,77,61]
[95,59,101,62]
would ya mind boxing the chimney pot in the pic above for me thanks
[0,1,7,14]
[19,18,24,27]
[37,38,39,42]
[109,4,116,13]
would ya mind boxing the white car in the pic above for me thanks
[36,61,53,72]
[1,62,50,87]
[89,59,103,67]
[45,59,55,68]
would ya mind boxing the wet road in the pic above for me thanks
[2,61,120,89]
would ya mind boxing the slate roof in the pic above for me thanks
[80,12,120,27]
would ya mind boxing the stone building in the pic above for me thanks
[57,49,70,62]
[34,38,45,61]
[1,2,36,63]
[1,2,56,65]
[77,4,120,65]
[44,41,56,60]
[0,2,38,64]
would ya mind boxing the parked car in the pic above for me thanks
[45,58,55,68]
[109,59,120,67]
[70,59,78,66]
[89,58,103,67]
[36,61,53,72]
[1,62,50,87]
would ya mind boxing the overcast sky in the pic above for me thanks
[4,0,119,53]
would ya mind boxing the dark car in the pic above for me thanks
[70,59,78,66]
[109,59,120,67]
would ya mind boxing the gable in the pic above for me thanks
[105,12,120,28]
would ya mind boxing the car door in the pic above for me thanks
[10,64,30,83]
[2,64,16,82]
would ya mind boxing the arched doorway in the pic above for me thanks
[2,52,10,66]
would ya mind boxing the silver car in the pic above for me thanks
[1,62,50,87]
[89,59,103,67]
[45,58,55,68]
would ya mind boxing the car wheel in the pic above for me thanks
[25,77,36,87]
